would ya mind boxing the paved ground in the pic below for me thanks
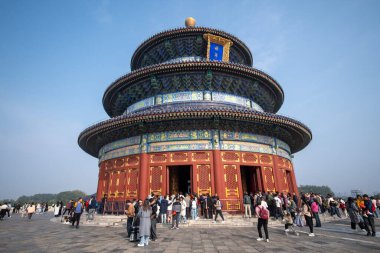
[0,213,379,252]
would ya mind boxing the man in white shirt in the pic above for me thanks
[273,194,283,220]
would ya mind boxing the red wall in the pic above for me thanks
[97,150,298,211]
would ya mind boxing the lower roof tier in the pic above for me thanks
[79,102,312,157]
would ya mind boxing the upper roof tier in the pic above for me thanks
[130,27,253,70]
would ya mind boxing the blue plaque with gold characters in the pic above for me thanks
[209,42,223,61]
[203,33,233,62]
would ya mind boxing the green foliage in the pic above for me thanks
[298,185,334,197]
[0,199,16,205]
[3,190,88,205]
[55,190,87,203]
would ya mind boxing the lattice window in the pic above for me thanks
[197,165,211,195]
[224,165,239,197]
[172,152,188,162]
[151,154,167,163]
[106,161,113,170]
[127,156,139,165]
[243,153,258,163]
[192,152,209,161]
[223,152,239,161]
[150,166,162,195]
[260,155,272,164]
[115,159,124,168]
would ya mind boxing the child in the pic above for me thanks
[284,212,299,235]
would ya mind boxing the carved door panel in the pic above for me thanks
[196,164,211,195]
[150,166,163,196]
[109,171,118,198]
[224,165,239,198]
[262,167,276,192]
[224,165,240,210]
[126,168,139,198]
[286,170,293,193]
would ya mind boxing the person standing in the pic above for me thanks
[274,194,284,220]
[125,200,135,238]
[87,196,97,221]
[311,199,321,227]
[185,194,191,220]
[371,196,379,218]
[137,199,152,247]
[171,198,182,229]
[71,198,84,228]
[213,197,224,223]
[100,194,107,215]
[302,198,314,236]
[346,197,365,231]
[243,192,252,218]
[191,197,197,220]
[150,197,158,241]
[180,197,187,224]
[27,203,36,220]
[54,202,60,217]
[363,194,376,236]
[255,197,270,242]
[206,194,213,220]
[158,196,168,224]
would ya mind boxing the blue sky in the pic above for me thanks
[1,0,379,199]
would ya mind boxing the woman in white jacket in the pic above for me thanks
[180,197,187,223]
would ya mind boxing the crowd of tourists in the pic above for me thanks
[1,191,378,247]
[0,202,50,220]
[122,192,224,247]
[243,191,379,241]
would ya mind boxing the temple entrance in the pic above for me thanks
[240,166,261,194]
[167,165,192,195]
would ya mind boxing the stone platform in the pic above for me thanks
[51,212,341,228]
[2,212,379,252]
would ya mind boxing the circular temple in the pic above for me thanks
[78,22,312,212]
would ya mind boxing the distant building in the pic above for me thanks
[351,189,362,197]
[78,18,312,211]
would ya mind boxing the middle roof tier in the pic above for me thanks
[103,61,284,117]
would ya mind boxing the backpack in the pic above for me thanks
[259,206,269,220]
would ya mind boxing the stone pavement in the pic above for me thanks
[1,213,379,252]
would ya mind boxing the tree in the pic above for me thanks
[298,185,334,196]
[14,190,87,205]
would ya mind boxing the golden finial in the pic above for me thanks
[185,17,196,28]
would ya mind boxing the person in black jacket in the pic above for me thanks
[171,198,182,229]
[150,197,158,241]
[207,194,213,219]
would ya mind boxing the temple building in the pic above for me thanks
[78,18,312,211]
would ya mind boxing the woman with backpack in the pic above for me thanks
[255,197,270,242]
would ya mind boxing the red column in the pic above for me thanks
[289,163,299,195]
[139,153,149,200]
[96,164,104,201]
[272,155,281,192]
[213,150,225,199]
